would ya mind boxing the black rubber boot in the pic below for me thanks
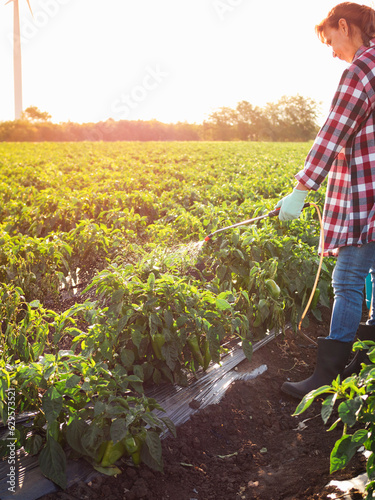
[342,323,375,378]
[281,337,353,399]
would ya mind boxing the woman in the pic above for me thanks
[277,2,375,399]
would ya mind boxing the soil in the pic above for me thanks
[39,305,368,500]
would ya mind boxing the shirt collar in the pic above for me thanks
[353,39,375,61]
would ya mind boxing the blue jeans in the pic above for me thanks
[328,242,375,342]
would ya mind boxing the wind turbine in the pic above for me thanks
[6,0,33,119]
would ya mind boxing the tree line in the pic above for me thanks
[0,95,321,142]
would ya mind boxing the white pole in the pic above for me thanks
[13,0,23,120]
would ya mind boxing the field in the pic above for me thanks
[1,141,352,496]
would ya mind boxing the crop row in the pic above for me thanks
[0,141,334,488]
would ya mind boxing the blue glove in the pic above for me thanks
[275,188,308,221]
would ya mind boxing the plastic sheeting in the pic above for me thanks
[148,336,273,427]
[327,473,368,499]
[0,454,97,500]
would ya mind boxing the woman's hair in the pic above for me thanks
[316,2,375,46]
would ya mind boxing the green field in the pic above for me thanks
[0,141,334,486]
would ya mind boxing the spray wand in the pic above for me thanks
[204,202,311,242]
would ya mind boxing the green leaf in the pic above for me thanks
[153,368,161,384]
[29,300,41,309]
[365,479,375,498]
[131,330,142,350]
[311,308,322,322]
[161,416,177,438]
[141,431,163,472]
[241,290,250,305]
[207,327,220,363]
[338,397,362,427]
[65,374,81,388]
[231,231,240,246]
[330,434,359,473]
[94,400,106,416]
[111,289,125,303]
[141,412,164,430]
[42,387,63,423]
[217,265,228,281]
[352,428,369,446]
[293,385,332,416]
[161,342,179,371]
[80,421,105,457]
[25,434,43,456]
[124,374,143,383]
[215,298,231,311]
[110,418,128,444]
[116,314,130,334]
[0,370,10,400]
[43,364,56,381]
[133,364,144,381]
[147,272,155,290]
[66,418,91,456]
[368,348,375,364]
[0,371,10,422]
[367,452,375,480]
[120,349,135,369]
[241,338,253,363]
[164,309,173,329]
[39,437,67,490]
[321,393,337,424]
[176,315,189,328]
[149,313,162,335]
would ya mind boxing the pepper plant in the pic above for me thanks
[294,340,375,500]
[0,349,175,489]
[82,263,253,385]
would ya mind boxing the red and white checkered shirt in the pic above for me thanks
[295,40,375,255]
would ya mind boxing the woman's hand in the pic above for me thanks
[275,186,309,221]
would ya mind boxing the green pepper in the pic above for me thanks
[151,333,165,360]
[311,288,320,309]
[131,448,141,466]
[265,279,281,299]
[100,439,126,467]
[258,298,269,309]
[253,311,262,328]
[201,338,211,371]
[96,441,108,463]
[187,335,204,367]
[124,436,138,455]
[131,429,147,466]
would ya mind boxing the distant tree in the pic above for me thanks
[0,119,37,141]
[207,106,238,140]
[205,95,320,142]
[0,96,321,142]
[235,101,273,141]
[21,106,52,122]
[263,95,320,141]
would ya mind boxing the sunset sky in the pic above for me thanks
[1,0,374,125]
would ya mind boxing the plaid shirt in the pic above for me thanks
[295,41,375,255]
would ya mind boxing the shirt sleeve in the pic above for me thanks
[295,67,371,191]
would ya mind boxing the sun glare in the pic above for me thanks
[0,0,373,124]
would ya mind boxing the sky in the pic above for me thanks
[1,0,375,126]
